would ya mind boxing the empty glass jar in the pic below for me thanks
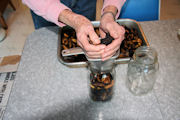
[126,46,159,95]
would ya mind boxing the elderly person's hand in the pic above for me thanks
[59,10,106,59]
[74,15,107,59]
[100,6,125,61]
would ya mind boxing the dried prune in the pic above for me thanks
[119,26,143,58]
[100,33,114,45]
[90,72,114,101]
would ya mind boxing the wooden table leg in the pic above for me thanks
[9,0,16,11]
[0,15,8,29]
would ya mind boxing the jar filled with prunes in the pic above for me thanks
[87,52,118,101]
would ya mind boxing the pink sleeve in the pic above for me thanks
[22,0,71,27]
[102,0,126,19]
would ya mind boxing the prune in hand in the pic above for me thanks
[101,33,114,45]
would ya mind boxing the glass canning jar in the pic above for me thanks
[88,59,116,101]
[126,46,159,95]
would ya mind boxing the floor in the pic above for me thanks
[0,0,180,58]
[0,0,34,57]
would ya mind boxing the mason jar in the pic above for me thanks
[126,46,159,95]
[88,59,116,101]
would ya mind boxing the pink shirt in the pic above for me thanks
[22,0,126,27]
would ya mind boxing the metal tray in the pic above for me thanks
[57,19,149,67]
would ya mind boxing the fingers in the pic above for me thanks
[86,51,104,59]
[77,40,83,48]
[75,14,125,61]
[86,49,104,56]
[74,16,108,59]
[102,54,114,61]
[102,45,120,61]
[104,36,123,53]
[77,38,105,58]
[99,20,125,61]
[77,33,106,52]
[106,23,119,39]
[101,28,124,60]
[82,40,106,52]
[88,29,100,44]
[107,23,125,39]
[99,28,106,39]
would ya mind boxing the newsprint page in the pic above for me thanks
[0,72,16,120]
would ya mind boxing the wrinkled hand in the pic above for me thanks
[74,15,106,58]
[100,12,125,61]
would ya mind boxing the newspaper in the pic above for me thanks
[0,72,16,120]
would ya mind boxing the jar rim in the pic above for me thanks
[134,46,158,65]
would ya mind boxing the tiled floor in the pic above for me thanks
[0,0,180,57]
